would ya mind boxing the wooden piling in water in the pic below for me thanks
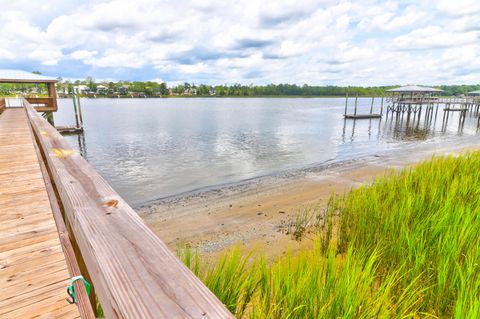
[354,94,358,116]
[380,96,384,116]
[76,94,84,126]
[72,94,80,128]
[344,93,348,116]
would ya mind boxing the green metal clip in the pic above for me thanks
[66,275,91,304]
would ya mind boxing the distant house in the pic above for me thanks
[183,88,197,95]
[129,92,147,98]
[74,85,89,94]
[209,87,216,96]
[117,85,129,95]
[96,84,108,95]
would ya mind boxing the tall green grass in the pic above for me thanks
[182,152,480,318]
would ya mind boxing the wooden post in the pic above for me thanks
[370,97,374,114]
[0,98,5,114]
[47,82,58,111]
[380,96,384,116]
[344,93,348,116]
[44,112,54,126]
[354,94,358,116]
[76,94,84,126]
[72,94,80,128]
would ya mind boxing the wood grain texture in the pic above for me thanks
[24,100,233,318]
[31,120,96,319]
[0,108,79,319]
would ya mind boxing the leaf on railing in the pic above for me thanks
[40,131,48,136]
[52,148,76,158]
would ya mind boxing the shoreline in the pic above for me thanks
[57,95,379,99]
[134,134,472,210]
[137,139,480,259]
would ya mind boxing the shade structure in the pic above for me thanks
[0,69,57,83]
[0,69,58,112]
[386,85,443,93]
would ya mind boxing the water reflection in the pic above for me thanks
[53,98,479,205]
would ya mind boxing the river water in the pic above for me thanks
[54,98,479,206]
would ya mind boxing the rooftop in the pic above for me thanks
[468,90,480,95]
[386,85,443,93]
[0,69,57,83]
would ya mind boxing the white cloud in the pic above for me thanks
[0,0,478,85]
[435,0,480,16]
[359,5,426,31]
[70,50,98,60]
[394,26,479,50]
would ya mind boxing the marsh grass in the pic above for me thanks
[277,208,324,241]
[182,152,480,318]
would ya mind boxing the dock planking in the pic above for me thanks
[0,109,79,318]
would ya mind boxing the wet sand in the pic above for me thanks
[137,141,480,259]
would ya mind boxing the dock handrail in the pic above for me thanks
[23,99,233,318]
[25,97,56,111]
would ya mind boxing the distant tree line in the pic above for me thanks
[1,75,479,98]
[56,79,480,97]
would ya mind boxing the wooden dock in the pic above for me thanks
[0,98,233,318]
[0,109,79,318]
[55,125,84,134]
[344,114,382,119]
[343,95,384,120]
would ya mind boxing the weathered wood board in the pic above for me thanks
[0,109,79,318]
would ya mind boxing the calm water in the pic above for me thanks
[54,98,479,206]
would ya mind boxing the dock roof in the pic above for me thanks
[468,90,480,95]
[386,85,443,93]
[0,69,57,83]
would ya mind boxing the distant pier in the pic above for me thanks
[343,86,480,132]
[344,94,384,119]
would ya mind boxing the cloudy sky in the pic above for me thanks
[0,0,479,85]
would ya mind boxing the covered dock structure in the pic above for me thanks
[0,70,84,132]
[0,69,58,124]
[0,69,58,111]
[384,85,443,126]
[385,85,480,130]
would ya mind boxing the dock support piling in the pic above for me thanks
[380,96,384,116]
[72,94,80,128]
[370,97,374,114]
[344,93,348,117]
[76,94,84,126]
[42,112,55,126]
[354,94,358,116]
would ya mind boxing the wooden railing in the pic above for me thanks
[23,99,233,318]
[0,98,5,113]
[25,97,57,112]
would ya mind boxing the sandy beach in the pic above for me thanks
[137,140,480,259]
